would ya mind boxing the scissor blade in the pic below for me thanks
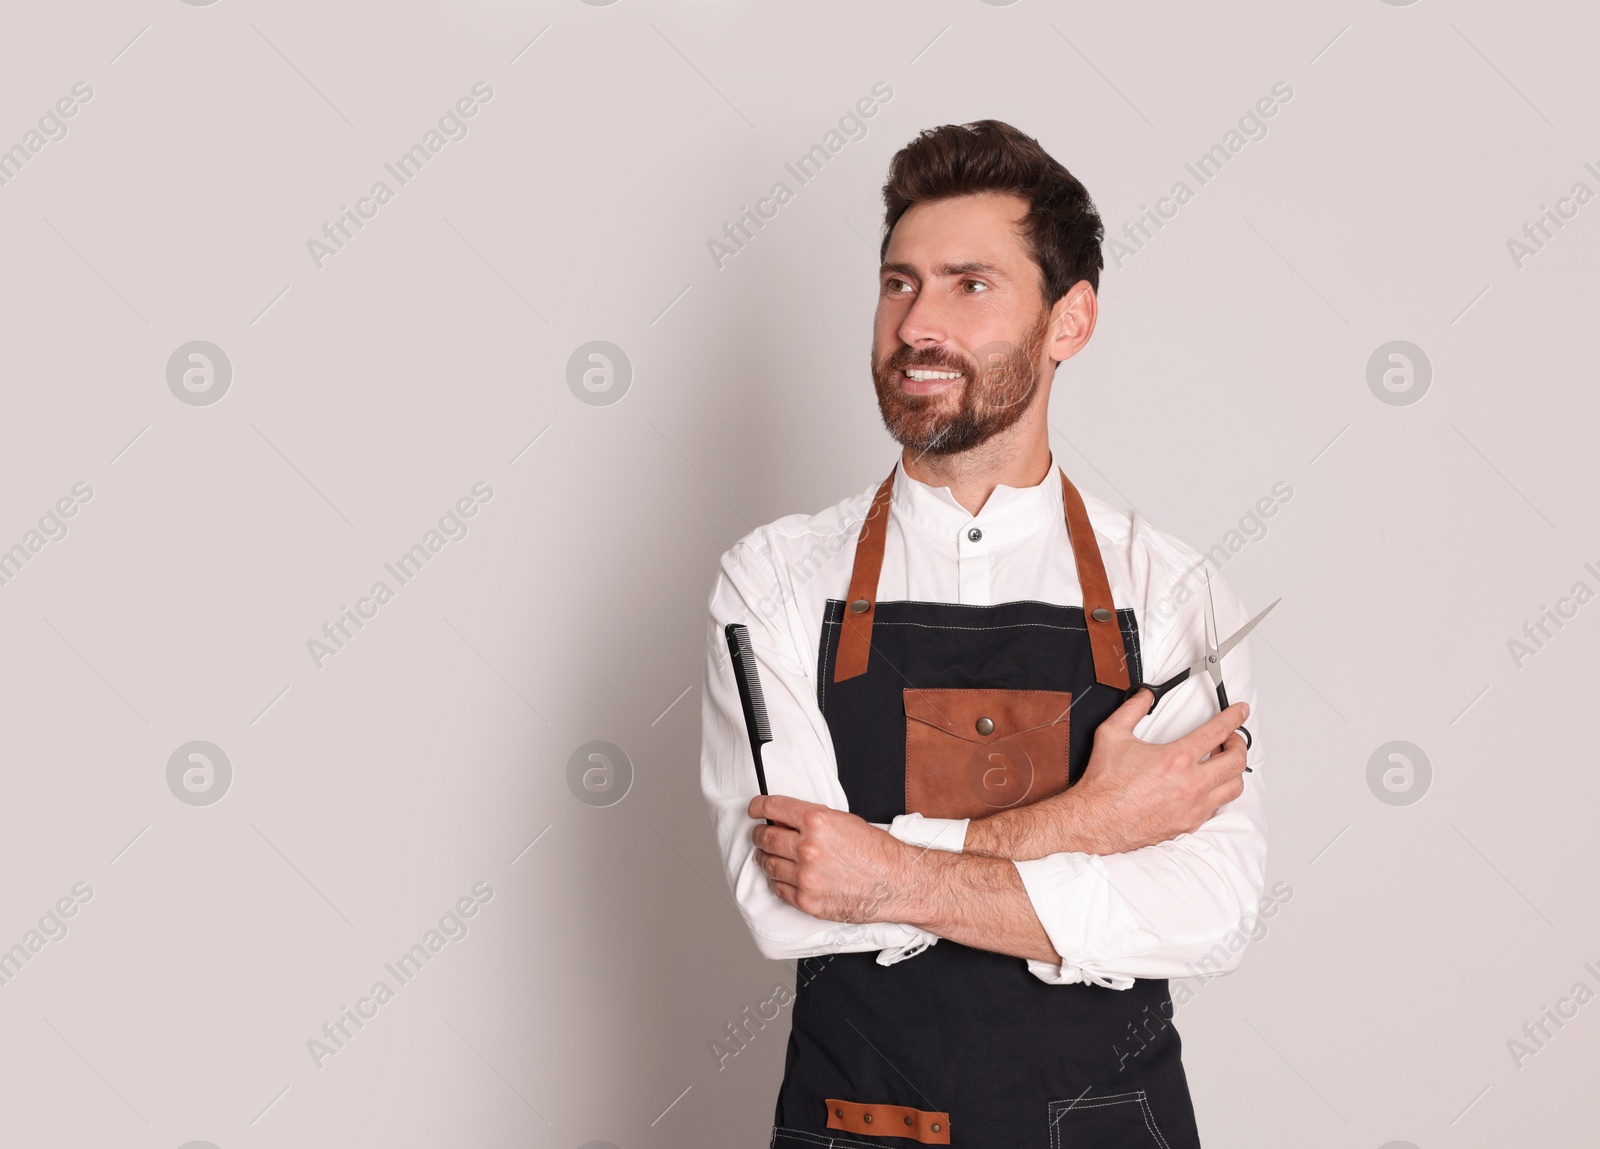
[1155,595,1282,696]
[1214,597,1280,663]
[1202,569,1218,655]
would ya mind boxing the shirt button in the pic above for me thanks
[967,527,983,542]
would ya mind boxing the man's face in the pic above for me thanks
[871,192,1058,457]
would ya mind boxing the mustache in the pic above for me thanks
[886,350,971,374]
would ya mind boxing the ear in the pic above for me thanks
[1046,281,1097,366]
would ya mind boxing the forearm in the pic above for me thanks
[891,844,1061,963]
[962,790,1091,860]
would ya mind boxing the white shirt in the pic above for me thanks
[698,455,1268,989]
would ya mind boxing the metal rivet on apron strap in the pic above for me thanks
[975,716,994,735]
[1091,606,1114,623]
[849,598,871,614]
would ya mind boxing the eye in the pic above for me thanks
[960,279,988,294]
[884,277,914,295]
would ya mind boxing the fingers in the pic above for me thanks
[752,822,799,860]
[1199,731,1249,790]
[1199,772,1247,822]
[1099,687,1155,736]
[756,846,800,887]
[1178,700,1250,756]
[749,792,810,826]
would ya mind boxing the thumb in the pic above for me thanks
[1098,687,1152,737]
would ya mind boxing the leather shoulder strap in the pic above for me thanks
[832,467,896,683]
[831,464,1131,690]
[1060,470,1131,690]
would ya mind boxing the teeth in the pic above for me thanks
[906,369,962,381]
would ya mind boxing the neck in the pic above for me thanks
[901,417,1053,516]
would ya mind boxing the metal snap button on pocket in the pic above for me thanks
[975,716,994,735]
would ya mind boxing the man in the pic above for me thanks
[699,120,1267,1148]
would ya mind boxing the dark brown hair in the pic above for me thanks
[879,119,1105,302]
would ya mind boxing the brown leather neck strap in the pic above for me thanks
[832,466,896,682]
[1059,469,1132,690]
[832,464,1131,690]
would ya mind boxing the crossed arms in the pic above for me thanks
[700,538,1270,988]
[750,693,1251,967]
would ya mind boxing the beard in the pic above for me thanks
[871,305,1052,457]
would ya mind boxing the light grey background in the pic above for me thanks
[1,0,1595,1146]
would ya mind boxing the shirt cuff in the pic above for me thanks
[1012,854,1139,990]
[886,811,969,853]
[864,816,966,966]
[875,929,939,966]
[1022,957,1135,990]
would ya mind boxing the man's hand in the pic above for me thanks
[748,792,1065,962]
[1067,689,1249,853]
[749,794,913,924]
[964,690,1250,860]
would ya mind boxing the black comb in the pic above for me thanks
[724,622,774,825]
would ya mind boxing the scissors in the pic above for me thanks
[1127,571,1279,768]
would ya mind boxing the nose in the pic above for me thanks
[896,287,951,350]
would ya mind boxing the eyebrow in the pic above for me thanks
[879,260,1010,282]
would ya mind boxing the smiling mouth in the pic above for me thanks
[899,367,964,394]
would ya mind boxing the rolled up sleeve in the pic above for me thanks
[1011,563,1270,988]
[699,538,945,965]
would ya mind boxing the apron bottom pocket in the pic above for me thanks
[1048,1088,1177,1149]
[771,1126,914,1149]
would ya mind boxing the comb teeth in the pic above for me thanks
[726,625,772,742]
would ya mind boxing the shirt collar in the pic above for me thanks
[891,453,1063,546]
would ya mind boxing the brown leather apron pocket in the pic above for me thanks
[903,687,1072,820]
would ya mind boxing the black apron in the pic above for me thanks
[769,465,1202,1149]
